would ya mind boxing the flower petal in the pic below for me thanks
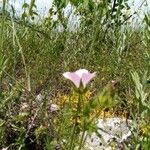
[82,72,96,88]
[63,72,81,88]
[75,69,89,78]
[50,104,59,112]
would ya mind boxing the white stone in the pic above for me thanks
[84,118,132,150]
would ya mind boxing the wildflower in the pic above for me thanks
[36,93,44,102]
[63,69,96,88]
[50,104,59,112]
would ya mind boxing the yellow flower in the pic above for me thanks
[141,125,150,135]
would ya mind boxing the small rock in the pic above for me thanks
[84,118,132,150]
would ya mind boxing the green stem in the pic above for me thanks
[78,93,86,150]
[0,0,6,55]
[9,15,31,91]
[78,130,86,150]
[69,93,82,150]
[69,119,77,150]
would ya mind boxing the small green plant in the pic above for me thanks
[126,71,150,149]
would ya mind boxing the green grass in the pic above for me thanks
[0,0,150,149]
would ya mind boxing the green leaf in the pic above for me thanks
[14,112,29,122]
[22,3,29,9]
[0,119,5,127]
[83,103,91,116]
[22,12,27,19]
[144,14,150,26]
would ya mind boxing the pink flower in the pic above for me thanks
[50,104,59,112]
[63,69,96,88]
[1,148,8,150]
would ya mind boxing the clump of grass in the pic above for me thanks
[0,0,150,149]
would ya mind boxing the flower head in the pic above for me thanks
[63,69,96,88]
[50,104,59,113]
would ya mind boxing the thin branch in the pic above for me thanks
[0,12,51,39]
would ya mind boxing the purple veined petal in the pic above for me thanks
[81,72,96,88]
[63,72,81,88]
[75,69,89,78]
